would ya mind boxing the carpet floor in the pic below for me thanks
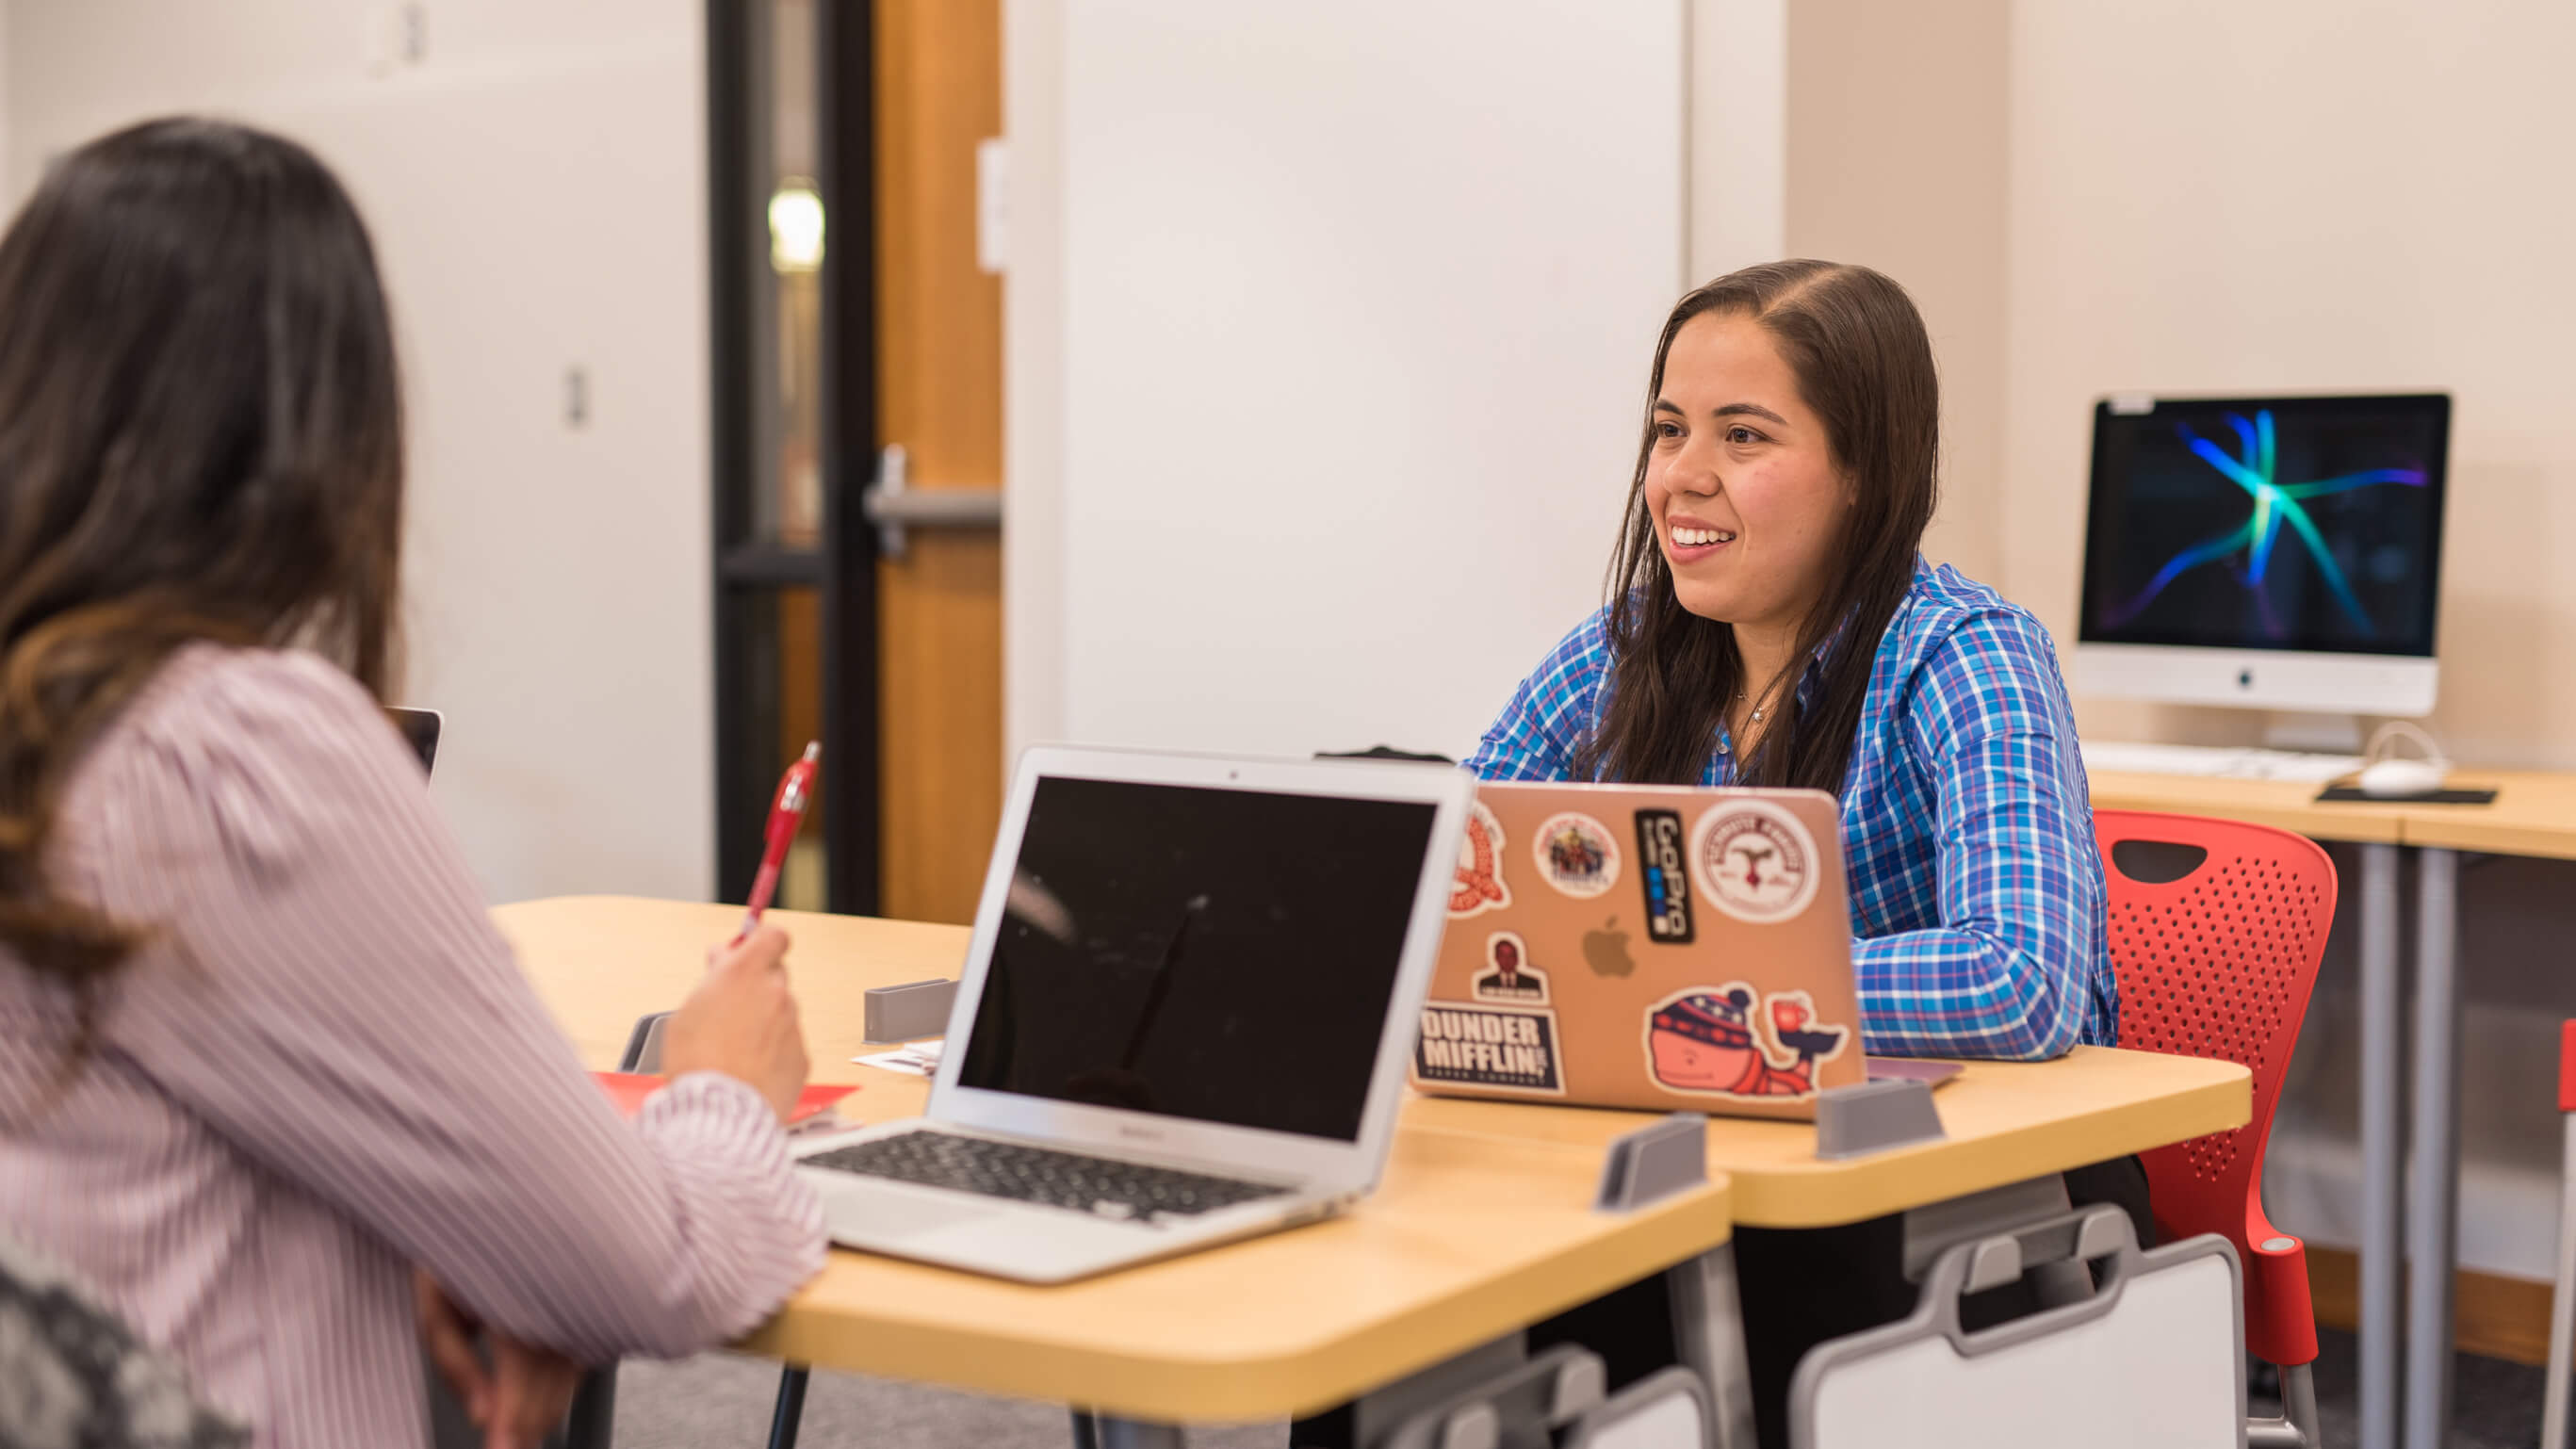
[608,1325,2549,1449]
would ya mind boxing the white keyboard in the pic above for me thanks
[2079,741,2364,784]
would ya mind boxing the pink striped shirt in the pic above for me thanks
[0,644,826,1447]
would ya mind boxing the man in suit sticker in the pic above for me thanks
[1472,932,1549,1003]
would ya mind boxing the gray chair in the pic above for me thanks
[0,1232,249,1449]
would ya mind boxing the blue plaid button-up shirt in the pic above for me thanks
[1463,559,2114,1060]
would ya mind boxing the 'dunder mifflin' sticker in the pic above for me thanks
[1414,1001,1565,1096]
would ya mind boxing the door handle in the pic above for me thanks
[859,444,1003,559]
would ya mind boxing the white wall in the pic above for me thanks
[2004,0,2576,768]
[1007,0,1687,761]
[1687,0,1785,281]
[1785,0,2007,584]
[5,0,714,905]
[1999,0,2576,1279]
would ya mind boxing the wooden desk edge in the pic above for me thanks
[2086,773,2407,844]
[2390,810,2576,861]
[1723,1068,2249,1227]
[733,1180,1732,1423]
[2090,770,2576,859]
[498,898,2247,1412]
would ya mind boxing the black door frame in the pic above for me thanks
[708,0,882,916]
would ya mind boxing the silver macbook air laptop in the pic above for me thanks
[791,745,1475,1283]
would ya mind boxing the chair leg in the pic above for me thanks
[2248,1359,2320,1449]
[557,1365,617,1449]
[2545,1109,2576,1449]
[767,1365,810,1449]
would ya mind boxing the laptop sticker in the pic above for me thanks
[1473,931,1550,1003]
[1415,1001,1565,1097]
[1643,985,1851,1099]
[1633,808,1696,943]
[1449,800,1513,918]
[1581,915,1636,977]
[1689,799,1820,924]
[1533,811,1622,899]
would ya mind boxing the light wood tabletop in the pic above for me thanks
[492,895,2246,1390]
[495,897,1735,1420]
[2087,767,2576,860]
[1402,1047,2247,1228]
[2086,770,2410,844]
[2386,770,2576,860]
[736,1125,1729,1420]
[497,895,969,1111]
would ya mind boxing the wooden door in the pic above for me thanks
[872,0,1004,923]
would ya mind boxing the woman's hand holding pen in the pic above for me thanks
[662,925,810,1122]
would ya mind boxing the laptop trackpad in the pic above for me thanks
[824,1184,1009,1243]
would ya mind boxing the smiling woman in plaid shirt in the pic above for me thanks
[1463,261,2137,1449]
[1467,259,2116,1062]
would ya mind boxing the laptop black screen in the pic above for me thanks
[954,775,1439,1143]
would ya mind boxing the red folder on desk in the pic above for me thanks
[591,1071,856,1126]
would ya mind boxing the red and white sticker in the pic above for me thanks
[1641,984,1850,1100]
[1688,799,1819,924]
[1532,811,1622,899]
[1449,800,1512,919]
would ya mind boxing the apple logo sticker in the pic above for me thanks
[1582,916,1636,978]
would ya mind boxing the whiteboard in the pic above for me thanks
[1044,0,1686,759]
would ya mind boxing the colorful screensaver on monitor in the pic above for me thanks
[2081,396,2447,657]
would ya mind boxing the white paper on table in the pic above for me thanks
[853,1039,944,1077]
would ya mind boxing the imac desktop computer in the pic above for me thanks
[2073,392,2452,780]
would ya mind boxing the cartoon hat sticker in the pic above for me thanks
[1644,985,1849,1099]
[1532,811,1621,899]
[1449,800,1512,918]
[1689,798,1820,924]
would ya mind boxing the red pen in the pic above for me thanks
[737,741,821,943]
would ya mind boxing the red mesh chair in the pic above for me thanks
[2095,809,2338,1449]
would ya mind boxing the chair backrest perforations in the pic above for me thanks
[2095,809,2336,1366]
[2101,833,2331,1189]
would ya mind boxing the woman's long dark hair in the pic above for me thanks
[1574,260,1937,791]
[0,119,403,1055]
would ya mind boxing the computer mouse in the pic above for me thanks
[2357,757,2448,798]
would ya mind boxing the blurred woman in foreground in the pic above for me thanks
[0,119,823,1448]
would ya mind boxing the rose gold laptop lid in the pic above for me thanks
[1413,780,1954,1122]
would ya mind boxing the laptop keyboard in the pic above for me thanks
[805,1132,1293,1220]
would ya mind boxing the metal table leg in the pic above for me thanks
[2541,1105,2576,1449]
[2404,847,2462,1449]
[2360,841,2404,1449]
[767,1366,810,1449]
[1667,1243,1758,1449]
[1090,1418,1184,1449]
